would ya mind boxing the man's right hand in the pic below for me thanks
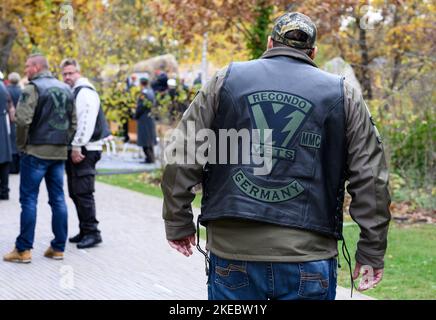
[353,262,384,291]
[168,234,196,257]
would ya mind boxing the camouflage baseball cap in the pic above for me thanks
[271,12,317,49]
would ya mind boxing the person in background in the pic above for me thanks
[7,72,22,174]
[151,70,168,93]
[167,78,188,120]
[123,74,138,143]
[0,74,14,200]
[61,58,110,249]
[134,75,156,164]
[4,54,76,263]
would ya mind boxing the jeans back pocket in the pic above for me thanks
[213,255,249,290]
[298,260,330,299]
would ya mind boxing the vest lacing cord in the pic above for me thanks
[340,235,356,298]
[196,216,210,277]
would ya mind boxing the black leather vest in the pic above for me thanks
[73,85,110,142]
[199,55,347,239]
[28,75,74,145]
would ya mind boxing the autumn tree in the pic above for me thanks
[299,0,435,101]
[153,0,297,60]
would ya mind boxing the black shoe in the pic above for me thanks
[69,233,83,243]
[0,194,9,200]
[77,234,102,249]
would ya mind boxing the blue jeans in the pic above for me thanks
[16,154,68,252]
[208,252,337,300]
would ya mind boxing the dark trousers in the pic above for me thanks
[0,162,10,196]
[142,146,155,163]
[10,153,20,174]
[66,149,102,236]
[122,121,129,142]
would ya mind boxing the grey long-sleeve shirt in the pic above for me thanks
[161,47,391,269]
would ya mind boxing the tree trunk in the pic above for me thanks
[247,1,273,60]
[389,5,401,93]
[357,17,373,100]
[0,22,17,71]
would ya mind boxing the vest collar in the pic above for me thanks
[30,70,53,81]
[260,47,318,68]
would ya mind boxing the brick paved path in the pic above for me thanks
[0,174,371,300]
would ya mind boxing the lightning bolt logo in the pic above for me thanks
[281,110,305,147]
[247,91,313,170]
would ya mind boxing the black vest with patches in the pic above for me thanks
[28,75,74,145]
[73,85,111,142]
[199,55,347,239]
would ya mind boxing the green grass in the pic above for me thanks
[97,172,436,300]
[96,173,202,208]
[338,223,436,300]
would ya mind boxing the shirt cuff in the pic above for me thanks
[355,250,385,269]
[165,221,196,241]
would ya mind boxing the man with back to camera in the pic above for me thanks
[161,12,391,300]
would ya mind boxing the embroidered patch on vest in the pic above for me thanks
[300,131,321,149]
[251,143,296,162]
[229,90,314,202]
[232,170,304,203]
[246,90,314,168]
[47,87,71,131]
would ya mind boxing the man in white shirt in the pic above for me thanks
[61,58,109,249]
